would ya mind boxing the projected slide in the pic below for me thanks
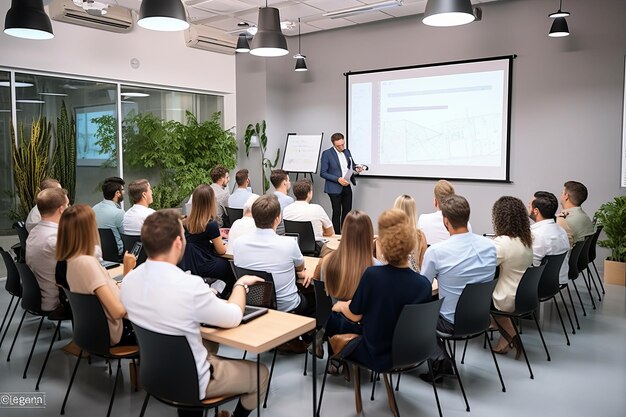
[348,57,512,181]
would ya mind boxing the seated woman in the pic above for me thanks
[320,210,380,304]
[377,194,428,272]
[491,196,534,357]
[326,209,432,372]
[56,205,136,346]
[181,184,235,294]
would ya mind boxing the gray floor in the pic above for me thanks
[0,276,625,417]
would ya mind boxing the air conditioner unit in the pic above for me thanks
[185,24,237,55]
[49,0,133,33]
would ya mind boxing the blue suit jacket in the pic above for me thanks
[320,147,356,195]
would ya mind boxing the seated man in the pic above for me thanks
[420,194,496,381]
[228,169,256,209]
[232,195,312,315]
[283,179,334,241]
[418,180,472,245]
[557,180,595,247]
[123,179,155,236]
[270,169,293,235]
[121,210,268,417]
[92,176,125,256]
[25,187,69,313]
[210,165,230,227]
[25,178,62,232]
[226,195,259,256]
[530,191,570,284]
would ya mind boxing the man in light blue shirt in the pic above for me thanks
[228,169,256,209]
[420,194,496,382]
[270,169,294,235]
[92,176,125,256]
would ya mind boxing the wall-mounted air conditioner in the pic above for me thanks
[49,0,133,33]
[185,24,237,55]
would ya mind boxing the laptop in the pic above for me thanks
[100,260,120,270]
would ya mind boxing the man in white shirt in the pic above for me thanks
[123,179,155,236]
[226,195,259,256]
[418,180,472,245]
[233,195,312,314]
[25,187,69,313]
[228,169,256,209]
[121,210,267,417]
[210,165,230,227]
[283,178,333,241]
[25,178,62,232]
[529,191,570,284]
[270,169,293,235]
[92,176,126,256]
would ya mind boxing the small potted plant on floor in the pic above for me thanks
[595,195,626,285]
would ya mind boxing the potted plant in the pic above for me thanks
[595,196,626,285]
[244,120,280,193]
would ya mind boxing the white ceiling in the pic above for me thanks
[99,0,501,37]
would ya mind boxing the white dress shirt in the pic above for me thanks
[334,148,349,178]
[25,220,60,311]
[226,216,257,255]
[123,204,155,236]
[417,210,473,245]
[228,188,255,209]
[25,206,41,233]
[282,201,333,240]
[531,219,570,284]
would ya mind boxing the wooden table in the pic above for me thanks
[201,310,316,417]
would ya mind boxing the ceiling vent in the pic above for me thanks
[185,24,237,55]
[49,0,133,33]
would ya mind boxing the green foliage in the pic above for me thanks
[51,101,77,203]
[595,196,626,262]
[94,111,237,209]
[244,120,280,193]
[11,118,52,220]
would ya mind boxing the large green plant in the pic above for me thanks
[11,118,52,220]
[595,196,626,262]
[94,111,237,209]
[244,120,280,193]
[51,101,77,204]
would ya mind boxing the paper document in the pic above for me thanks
[343,167,353,181]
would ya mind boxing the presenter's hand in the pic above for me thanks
[338,178,350,186]
[355,166,364,173]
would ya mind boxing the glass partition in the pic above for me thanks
[0,71,14,231]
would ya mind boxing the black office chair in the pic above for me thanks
[438,280,504,412]
[12,221,28,262]
[587,226,605,296]
[226,207,244,224]
[566,240,588,324]
[303,279,333,376]
[320,299,444,417]
[133,324,240,417]
[578,234,601,304]
[60,289,139,417]
[120,233,147,266]
[284,220,320,256]
[0,247,22,349]
[537,252,572,347]
[491,264,547,380]
[98,228,122,263]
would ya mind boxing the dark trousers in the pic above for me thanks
[329,186,353,234]
[432,315,455,362]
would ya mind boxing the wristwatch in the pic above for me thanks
[235,283,249,294]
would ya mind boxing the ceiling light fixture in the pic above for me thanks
[4,0,54,40]
[138,0,189,32]
[323,0,403,19]
[236,33,250,53]
[294,18,307,72]
[121,92,150,98]
[548,17,569,37]
[0,81,34,87]
[250,3,289,57]
[549,0,570,18]
[38,92,68,97]
[422,0,475,27]
[16,99,45,104]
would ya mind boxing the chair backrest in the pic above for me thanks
[132,323,202,406]
[13,221,28,260]
[98,228,120,262]
[246,281,275,308]
[120,233,147,265]
[587,226,603,264]
[0,247,22,297]
[233,266,277,310]
[391,299,444,370]
[568,240,585,279]
[313,279,332,328]
[15,262,43,315]
[453,280,497,337]
[62,288,111,356]
[537,252,568,300]
[514,264,546,314]
[284,220,317,255]
[577,234,594,273]
[226,207,244,224]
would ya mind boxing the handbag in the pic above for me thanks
[329,333,362,359]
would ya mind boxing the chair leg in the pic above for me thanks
[446,339,469,412]
[571,279,588,316]
[581,271,597,310]
[531,312,550,362]
[263,350,278,408]
[395,373,401,391]
[484,333,506,392]
[317,357,332,417]
[353,364,362,414]
[0,297,20,349]
[61,350,83,414]
[36,320,61,390]
[0,296,14,337]
[139,393,150,417]
[23,316,45,378]
[591,261,605,294]
[565,284,581,328]
[7,309,27,362]
[558,289,576,334]
[461,339,469,364]
[587,266,602,302]
[383,373,400,417]
[427,360,444,417]
[510,321,533,379]
[552,298,570,346]
[370,372,377,401]
[303,349,308,376]
[106,359,122,417]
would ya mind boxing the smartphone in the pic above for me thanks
[130,241,143,258]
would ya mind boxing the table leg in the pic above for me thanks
[312,334,317,417]
[257,354,261,417]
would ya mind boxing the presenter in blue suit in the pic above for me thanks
[320,132,363,233]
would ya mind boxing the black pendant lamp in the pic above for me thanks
[294,18,307,72]
[236,33,250,53]
[548,0,570,37]
[138,0,189,32]
[250,6,288,57]
[423,0,475,27]
[4,0,54,40]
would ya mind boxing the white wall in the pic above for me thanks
[236,0,626,248]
